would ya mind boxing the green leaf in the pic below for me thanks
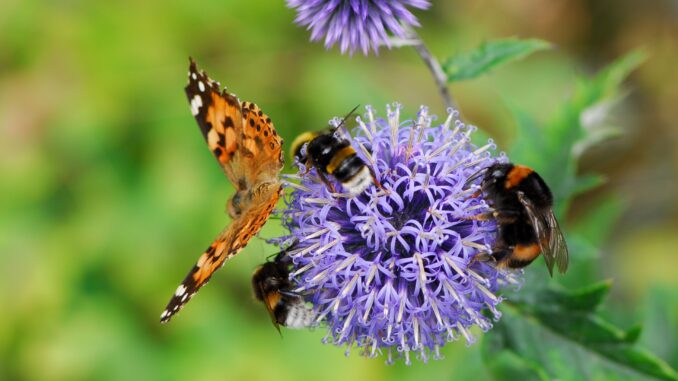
[483,335,550,381]
[574,97,625,159]
[564,234,600,260]
[569,174,607,198]
[570,194,625,248]
[484,282,678,381]
[642,288,678,366]
[443,38,552,82]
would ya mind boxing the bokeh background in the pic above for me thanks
[1,0,677,380]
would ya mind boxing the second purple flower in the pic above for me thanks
[286,0,431,55]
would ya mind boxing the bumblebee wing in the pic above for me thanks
[517,192,569,276]
[260,283,282,335]
[543,209,569,274]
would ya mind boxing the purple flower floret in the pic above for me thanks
[286,0,430,55]
[279,104,520,364]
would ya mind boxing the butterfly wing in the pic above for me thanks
[185,58,284,186]
[161,184,282,323]
[237,100,285,183]
[517,192,569,276]
[160,59,284,323]
[186,58,243,183]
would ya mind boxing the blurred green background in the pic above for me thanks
[1,0,677,380]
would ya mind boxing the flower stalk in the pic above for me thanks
[404,27,456,110]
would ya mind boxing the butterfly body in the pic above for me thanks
[160,59,284,323]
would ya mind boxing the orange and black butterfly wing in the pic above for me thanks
[517,192,569,276]
[160,185,282,323]
[160,59,284,323]
[186,57,284,186]
[160,234,228,323]
[237,100,284,182]
[185,58,244,183]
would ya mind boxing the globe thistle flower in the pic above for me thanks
[286,0,431,55]
[279,104,520,364]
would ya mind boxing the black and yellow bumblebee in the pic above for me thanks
[290,107,380,195]
[251,250,315,332]
[465,162,569,275]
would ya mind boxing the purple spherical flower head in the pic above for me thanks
[286,0,430,55]
[279,104,521,364]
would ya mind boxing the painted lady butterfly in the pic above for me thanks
[160,58,284,323]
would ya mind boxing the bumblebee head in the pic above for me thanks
[252,261,289,300]
[290,131,321,165]
[290,105,360,166]
[465,162,513,189]
[481,162,514,190]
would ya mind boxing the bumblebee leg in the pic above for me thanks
[367,166,384,191]
[490,249,512,268]
[492,211,520,224]
[461,211,494,221]
[491,249,510,261]
[463,210,519,224]
[278,290,300,298]
[317,170,336,193]
[301,159,312,175]
[469,251,495,266]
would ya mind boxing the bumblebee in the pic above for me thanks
[465,162,569,275]
[290,107,380,195]
[252,250,315,332]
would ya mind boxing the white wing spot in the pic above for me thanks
[190,95,203,116]
[198,81,205,92]
[191,72,197,80]
[175,284,187,297]
[197,254,208,268]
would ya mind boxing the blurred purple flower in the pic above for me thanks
[278,104,521,364]
[286,0,431,55]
